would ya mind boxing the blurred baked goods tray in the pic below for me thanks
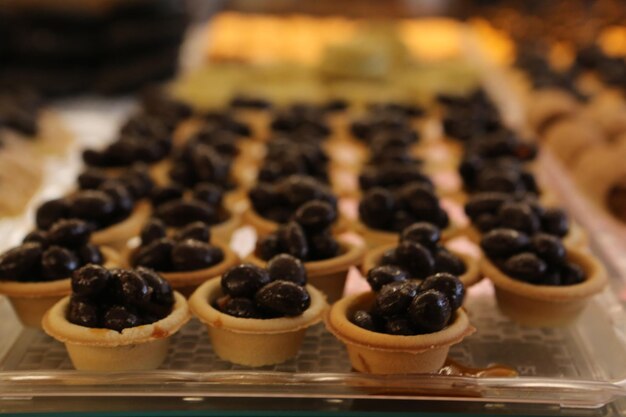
[0,97,624,415]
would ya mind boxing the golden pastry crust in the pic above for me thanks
[245,237,366,301]
[481,247,607,326]
[362,243,483,288]
[42,292,190,347]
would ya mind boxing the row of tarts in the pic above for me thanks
[0,87,608,375]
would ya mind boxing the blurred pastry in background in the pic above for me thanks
[0,0,187,96]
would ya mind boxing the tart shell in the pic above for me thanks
[325,291,475,374]
[189,277,328,367]
[481,247,607,327]
[42,292,190,371]
[0,246,120,328]
[362,244,483,288]
[245,237,365,302]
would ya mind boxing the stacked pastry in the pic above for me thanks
[0,89,73,218]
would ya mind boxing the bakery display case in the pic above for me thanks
[1,1,626,416]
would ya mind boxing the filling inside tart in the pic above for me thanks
[0,219,105,282]
[481,228,586,286]
[132,220,224,272]
[214,255,312,319]
[369,222,466,288]
[256,200,340,261]
[248,174,338,224]
[67,265,175,331]
[351,272,465,336]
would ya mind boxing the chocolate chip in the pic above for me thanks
[375,280,419,317]
[504,252,547,283]
[102,305,140,332]
[433,247,466,275]
[133,238,175,271]
[267,254,307,285]
[0,242,43,281]
[140,218,167,245]
[367,265,409,291]
[400,222,441,248]
[351,310,379,332]
[407,289,452,333]
[156,200,216,228]
[221,264,270,298]
[36,198,69,230]
[222,297,260,318]
[171,239,223,271]
[293,200,337,231]
[254,280,311,317]
[277,221,309,260]
[480,228,530,259]
[68,295,99,327]
[42,246,80,280]
[419,273,465,310]
[395,241,434,279]
[71,264,111,297]
[69,190,116,225]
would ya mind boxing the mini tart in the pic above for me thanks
[325,291,475,374]
[353,219,461,249]
[125,242,240,297]
[172,118,265,164]
[480,247,607,327]
[0,247,119,328]
[42,292,189,371]
[362,244,483,288]
[463,223,588,250]
[243,206,349,237]
[245,237,366,302]
[189,277,328,367]
[91,201,151,251]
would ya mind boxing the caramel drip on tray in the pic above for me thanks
[439,359,519,378]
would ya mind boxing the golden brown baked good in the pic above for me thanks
[189,277,327,367]
[481,247,607,327]
[326,291,474,374]
[43,291,189,371]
